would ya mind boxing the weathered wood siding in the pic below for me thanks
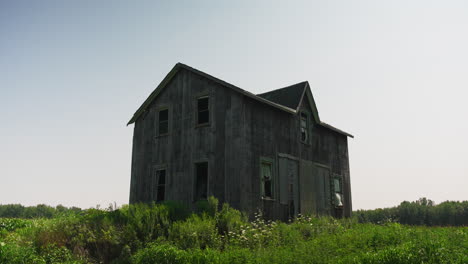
[130,69,247,208]
[298,98,352,217]
[130,69,352,219]
[239,94,297,220]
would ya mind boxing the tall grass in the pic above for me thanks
[1,198,467,264]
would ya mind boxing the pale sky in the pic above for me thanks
[1,0,467,210]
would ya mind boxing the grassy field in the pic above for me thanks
[0,199,467,264]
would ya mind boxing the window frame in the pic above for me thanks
[196,96,210,126]
[332,175,344,208]
[152,166,167,202]
[154,106,170,137]
[157,108,169,136]
[260,157,275,200]
[300,111,309,144]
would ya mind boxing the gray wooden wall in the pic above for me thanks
[129,68,352,219]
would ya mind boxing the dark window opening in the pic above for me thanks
[158,109,169,135]
[261,162,273,198]
[155,169,166,202]
[197,97,209,124]
[195,162,208,200]
[300,112,308,142]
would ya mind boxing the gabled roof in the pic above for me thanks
[257,82,307,110]
[258,82,354,138]
[127,63,353,138]
[127,63,296,125]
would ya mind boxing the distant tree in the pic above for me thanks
[355,198,468,226]
[0,204,82,218]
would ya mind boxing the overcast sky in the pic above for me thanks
[1,0,467,210]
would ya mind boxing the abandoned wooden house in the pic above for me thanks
[127,63,353,220]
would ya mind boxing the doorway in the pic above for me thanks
[278,155,299,217]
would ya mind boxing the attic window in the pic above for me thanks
[261,161,273,199]
[158,109,169,135]
[300,112,308,143]
[197,97,209,125]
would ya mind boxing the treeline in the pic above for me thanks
[2,198,467,226]
[0,204,82,218]
[354,198,468,226]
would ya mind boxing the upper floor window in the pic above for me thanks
[197,97,209,125]
[300,112,308,143]
[158,109,169,135]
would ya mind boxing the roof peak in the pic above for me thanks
[257,81,308,96]
[256,81,308,110]
[127,63,353,138]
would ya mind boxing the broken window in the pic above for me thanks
[261,161,273,198]
[333,178,343,207]
[155,169,166,202]
[300,112,308,143]
[197,97,209,125]
[158,109,169,135]
[195,162,208,200]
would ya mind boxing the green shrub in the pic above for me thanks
[133,243,255,264]
[0,218,32,232]
[117,202,170,243]
[2,199,467,264]
[169,214,220,250]
[215,203,246,235]
[195,196,219,217]
[0,241,46,264]
[132,243,188,264]
[162,200,190,222]
[40,244,78,264]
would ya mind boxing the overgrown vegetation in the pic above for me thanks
[355,197,468,226]
[0,198,466,264]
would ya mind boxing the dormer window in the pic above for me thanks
[300,112,308,143]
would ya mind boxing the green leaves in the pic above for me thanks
[355,198,468,226]
[1,199,467,264]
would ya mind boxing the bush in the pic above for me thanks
[0,242,46,264]
[117,202,171,244]
[215,203,246,235]
[132,243,187,264]
[1,198,467,264]
[195,196,219,217]
[0,218,32,232]
[162,201,190,222]
[132,243,255,264]
[169,214,220,250]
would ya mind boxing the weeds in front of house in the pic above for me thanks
[0,197,467,264]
